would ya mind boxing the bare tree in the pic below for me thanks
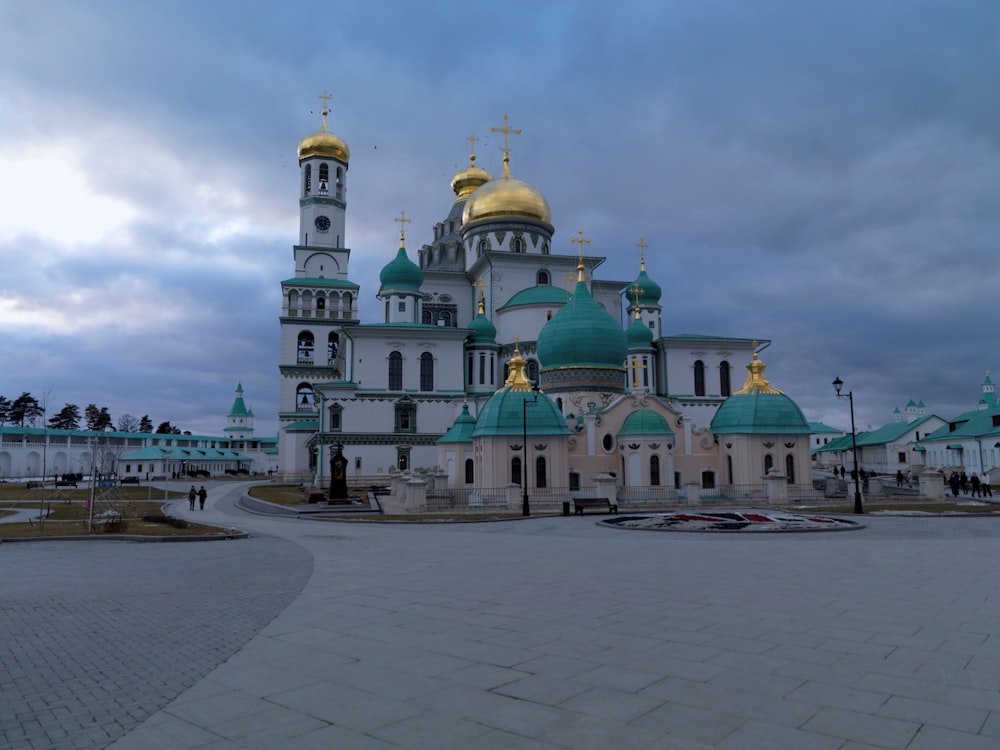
[116,414,140,432]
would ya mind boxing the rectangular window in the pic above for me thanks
[898,452,906,463]
[398,301,406,312]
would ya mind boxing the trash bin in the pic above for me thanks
[562,501,570,516]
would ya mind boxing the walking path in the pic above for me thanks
[5,483,1000,748]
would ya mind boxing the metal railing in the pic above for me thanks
[426,487,508,510]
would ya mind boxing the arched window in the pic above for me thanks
[478,239,489,256]
[421,310,432,324]
[419,352,434,391]
[335,167,344,198]
[478,353,486,385]
[388,351,403,390]
[467,354,474,385]
[785,455,796,484]
[764,454,773,475]
[537,270,550,285]
[329,404,342,431]
[304,165,312,196]
[511,456,522,486]
[536,456,547,488]
[318,163,329,194]
[650,455,661,486]
[513,238,524,253]
[693,360,705,397]
[327,333,339,363]
[297,332,315,364]
[296,383,313,410]
[397,451,408,471]
[727,455,733,484]
[720,361,731,397]
[527,360,538,385]
[438,311,452,327]
[464,458,474,484]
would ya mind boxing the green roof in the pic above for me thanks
[851,415,940,447]
[121,446,250,462]
[625,315,654,348]
[711,392,810,435]
[618,409,674,437]
[922,405,1000,443]
[536,280,627,369]
[472,388,570,438]
[467,312,497,345]
[497,285,570,311]
[809,422,843,434]
[631,267,662,305]
[379,245,423,293]
[437,404,477,443]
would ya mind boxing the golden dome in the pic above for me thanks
[451,151,492,202]
[297,105,350,163]
[462,153,551,225]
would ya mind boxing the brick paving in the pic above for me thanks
[6,484,1000,749]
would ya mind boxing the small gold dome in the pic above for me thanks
[297,105,349,163]
[462,155,550,224]
[451,151,492,202]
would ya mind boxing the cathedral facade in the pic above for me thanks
[276,105,812,498]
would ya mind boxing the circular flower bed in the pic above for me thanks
[603,509,862,532]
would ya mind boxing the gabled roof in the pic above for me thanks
[921,405,1000,443]
[853,414,941,447]
[809,422,843,434]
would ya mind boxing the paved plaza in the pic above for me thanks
[4,484,1000,748]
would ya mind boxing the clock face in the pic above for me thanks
[314,215,331,232]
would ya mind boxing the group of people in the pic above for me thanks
[947,471,992,498]
[894,469,914,488]
[188,485,208,510]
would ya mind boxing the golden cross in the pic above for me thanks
[393,210,412,243]
[625,356,647,390]
[466,134,479,156]
[473,276,489,314]
[629,282,643,316]
[490,114,521,155]
[318,90,333,112]
[636,237,649,254]
[562,271,576,292]
[570,229,590,281]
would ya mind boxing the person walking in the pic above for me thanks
[188,485,196,511]
[971,472,981,498]
[198,485,207,510]
[960,471,969,495]
[949,472,961,498]
[906,469,913,488]
[895,470,904,488]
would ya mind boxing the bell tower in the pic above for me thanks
[298,91,349,250]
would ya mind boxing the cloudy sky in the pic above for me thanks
[1,0,997,436]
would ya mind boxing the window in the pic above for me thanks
[536,456,547,488]
[304,164,312,195]
[650,455,661,486]
[397,451,408,471]
[316,296,325,311]
[727,455,733,484]
[720,361,731,397]
[898,452,906,463]
[297,332,315,364]
[537,270,550,285]
[569,472,580,491]
[602,434,614,452]
[388,351,403,390]
[395,399,416,432]
[327,333,338,363]
[527,360,538,385]
[478,239,489,256]
[336,167,343,198]
[764,454,773,475]
[329,404,342,431]
[513,238,524,253]
[701,470,716,489]
[511,456,522,485]
[464,458,474,484]
[398,301,405,313]
[479,353,486,385]
[438,311,452,327]
[296,383,313,410]
[422,310,432,324]
[318,163,329,194]
[419,352,434,391]
[694,360,705,397]
[467,354,474,385]
[785,455,795,483]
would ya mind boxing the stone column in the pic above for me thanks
[593,472,618,506]
[918,468,946,501]
[764,470,788,504]
[404,478,427,512]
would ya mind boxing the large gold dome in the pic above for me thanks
[462,155,551,224]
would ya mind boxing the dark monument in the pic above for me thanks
[329,442,349,501]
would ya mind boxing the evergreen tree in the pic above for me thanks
[48,404,81,430]
[10,392,42,426]
[155,421,178,434]
[0,395,10,426]
[138,415,153,433]
[84,404,113,432]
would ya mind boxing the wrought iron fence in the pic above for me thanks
[426,487,508,510]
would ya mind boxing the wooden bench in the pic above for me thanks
[121,477,140,485]
[574,497,618,515]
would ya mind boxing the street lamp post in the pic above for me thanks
[832,377,864,514]
[521,384,540,517]
[312,387,325,489]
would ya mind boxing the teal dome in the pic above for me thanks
[497,285,570,311]
[379,244,423,293]
[536,276,627,369]
[630,260,662,305]
[710,353,810,435]
[467,311,497,344]
[472,350,569,438]
[438,403,477,443]
[625,315,654,348]
[618,409,674,436]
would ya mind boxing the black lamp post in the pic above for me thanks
[521,383,540,517]
[833,376,864,514]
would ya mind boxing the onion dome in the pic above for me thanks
[625,312,654,348]
[630,256,662,306]
[467,294,497,344]
[379,237,423,294]
[496,285,569,312]
[438,403,477,443]
[462,152,551,225]
[472,346,569,438]
[451,147,492,202]
[710,352,810,434]
[298,103,350,163]
[618,409,674,437]
[536,268,627,369]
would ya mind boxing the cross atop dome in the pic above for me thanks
[491,114,522,179]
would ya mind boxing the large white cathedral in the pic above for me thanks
[276,103,814,500]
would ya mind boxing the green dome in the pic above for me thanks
[497,285,570,311]
[633,268,662,305]
[625,315,654,348]
[618,409,674,436]
[710,353,810,434]
[536,277,627,369]
[438,403,477,443]
[467,312,497,344]
[379,244,423,293]
[472,350,569,438]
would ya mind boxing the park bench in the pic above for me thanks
[121,477,140,485]
[26,481,44,489]
[55,480,77,487]
[573,497,618,515]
